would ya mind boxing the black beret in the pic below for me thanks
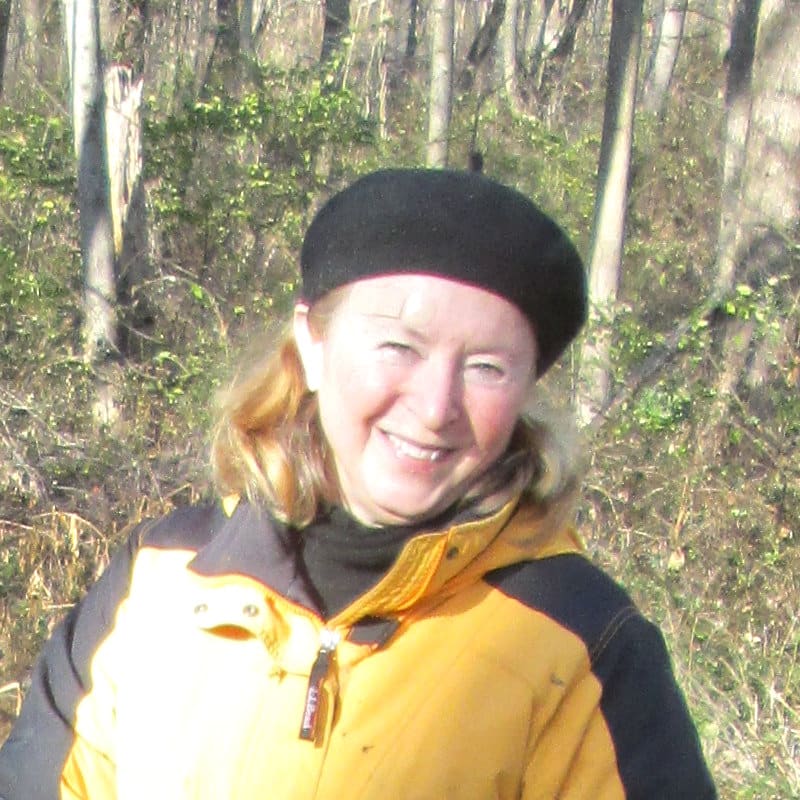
[300,168,586,375]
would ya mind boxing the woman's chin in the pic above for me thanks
[344,487,453,527]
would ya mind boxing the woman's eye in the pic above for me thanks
[380,340,413,353]
[467,361,506,381]
[377,340,417,360]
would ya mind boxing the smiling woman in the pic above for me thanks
[0,169,717,799]
[293,275,537,526]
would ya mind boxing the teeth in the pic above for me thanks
[387,434,445,462]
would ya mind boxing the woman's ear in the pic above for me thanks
[293,303,323,392]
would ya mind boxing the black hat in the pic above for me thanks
[300,168,586,375]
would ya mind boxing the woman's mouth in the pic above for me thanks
[384,432,451,462]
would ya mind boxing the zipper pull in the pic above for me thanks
[299,628,340,741]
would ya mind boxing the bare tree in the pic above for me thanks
[744,0,799,248]
[713,0,799,397]
[499,0,521,106]
[578,0,644,424]
[716,0,761,296]
[104,62,150,350]
[527,0,555,79]
[528,0,591,89]
[64,0,119,425]
[427,0,454,167]
[458,0,505,91]
[641,0,687,115]
[592,0,608,36]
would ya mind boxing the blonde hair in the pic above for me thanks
[212,300,583,528]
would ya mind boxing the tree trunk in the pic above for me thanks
[104,66,143,259]
[549,0,591,59]
[578,0,644,425]
[427,0,454,168]
[217,0,240,57]
[104,63,150,356]
[0,0,10,97]
[64,0,119,425]
[519,0,533,58]
[641,0,687,115]
[458,0,505,91]
[529,0,590,111]
[252,0,273,50]
[200,0,244,95]
[592,0,607,36]
[742,0,799,245]
[715,0,761,295]
[714,0,799,397]
[691,0,761,450]
[528,0,555,81]
[406,0,418,59]
[240,0,254,54]
[499,0,521,106]
[321,0,350,62]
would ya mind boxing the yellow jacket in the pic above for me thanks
[0,498,716,799]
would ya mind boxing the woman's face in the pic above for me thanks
[294,274,537,526]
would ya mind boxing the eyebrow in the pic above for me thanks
[361,314,529,362]
[362,311,404,322]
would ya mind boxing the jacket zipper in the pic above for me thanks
[299,627,340,741]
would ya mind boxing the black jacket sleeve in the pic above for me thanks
[594,612,718,799]
[0,522,151,800]
[490,554,717,799]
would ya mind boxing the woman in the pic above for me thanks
[0,168,716,799]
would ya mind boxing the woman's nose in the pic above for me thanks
[407,358,462,430]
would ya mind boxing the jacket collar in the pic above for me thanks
[187,493,583,628]
[188,502,319,611]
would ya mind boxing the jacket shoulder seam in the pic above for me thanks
[588,604,642,665]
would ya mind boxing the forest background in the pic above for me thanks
[0,0,798,796]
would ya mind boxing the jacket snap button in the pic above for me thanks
[446,546,460,560]
[242,604,260,618]
[193,603,208,615]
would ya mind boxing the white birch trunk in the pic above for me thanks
[578,0,643,425]
[528,0,591,100]
[104,65,143,258]
[427,0,454,168]
[64,0,119,425]
[641,0,687,115]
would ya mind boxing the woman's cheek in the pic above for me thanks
[470,394,522,452]
[338,358,401,412]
